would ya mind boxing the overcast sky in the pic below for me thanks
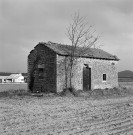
[0,0,133,73]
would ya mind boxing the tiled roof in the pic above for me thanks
[39,42,119,61]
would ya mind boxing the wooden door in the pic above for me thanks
[83,67,91,90]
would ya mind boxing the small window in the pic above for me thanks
[38,67,44,79]
[38,64,44,68]
[38,64,44,79]
[103,74,106,81]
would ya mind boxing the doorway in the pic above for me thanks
[83,67,91,90]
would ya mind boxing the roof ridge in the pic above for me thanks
[37,42,119,61]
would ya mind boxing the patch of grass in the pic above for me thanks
[0,89,30,98]
[1,86,132,99]
[58,86,133,99]
[59,87,79,97]
[87,86,133,99]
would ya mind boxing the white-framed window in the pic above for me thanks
[103,74,106,81]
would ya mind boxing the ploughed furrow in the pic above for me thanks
[1,96,133,135]
[62,115,132,135]
[42,105,133,128]
[107,124,133,135]
[41,107,133,135]
[66,103,133,120]
[42,102,133,131]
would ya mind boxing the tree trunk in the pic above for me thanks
[65,59,68,89]
[69,56,74,88]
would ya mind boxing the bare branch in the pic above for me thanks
[60,11,101,88]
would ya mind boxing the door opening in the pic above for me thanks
[83,67,91,90]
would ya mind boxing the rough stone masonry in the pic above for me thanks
[28,42,119,93]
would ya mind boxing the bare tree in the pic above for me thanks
[59,11,100,90]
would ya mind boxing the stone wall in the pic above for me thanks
[56,55,66,92]
[28,44,56,92]
[28,45,118,93]
[28,49,37,91]
[56,55,118,92]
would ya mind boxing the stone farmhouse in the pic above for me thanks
[28,42,119,93]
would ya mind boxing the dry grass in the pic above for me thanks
[0,89,30,98]
[59,83,133,99]
[0,82,133,99]
[119,81,133,89]
[0,83,27,92]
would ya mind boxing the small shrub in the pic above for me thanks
[59,87,79,97]
[69,87,79,97]
[113,87,120,95]
[89,89,104,97]
[0,91,10,97]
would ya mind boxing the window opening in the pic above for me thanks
[38,64,44,79]
[103,74,106,81]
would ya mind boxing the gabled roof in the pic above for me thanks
[38,42,119,61]
[6,74,23,79]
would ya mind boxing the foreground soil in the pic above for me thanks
[0,95,133,135]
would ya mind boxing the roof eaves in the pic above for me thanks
[56,53,119,61]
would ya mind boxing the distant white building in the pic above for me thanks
[0,76,8,83]
[0,74,25,83]
[6,74,24,83]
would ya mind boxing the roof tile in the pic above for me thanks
[39,42,119,61]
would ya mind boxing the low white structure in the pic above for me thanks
[0,76,8,83]
[0,74,25,83]
[6,74,24,83]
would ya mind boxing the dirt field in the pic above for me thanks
[0,82,133,135]
[0,95,133,135]
[0,83,27,92]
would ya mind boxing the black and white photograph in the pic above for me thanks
[0,0,133,134]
